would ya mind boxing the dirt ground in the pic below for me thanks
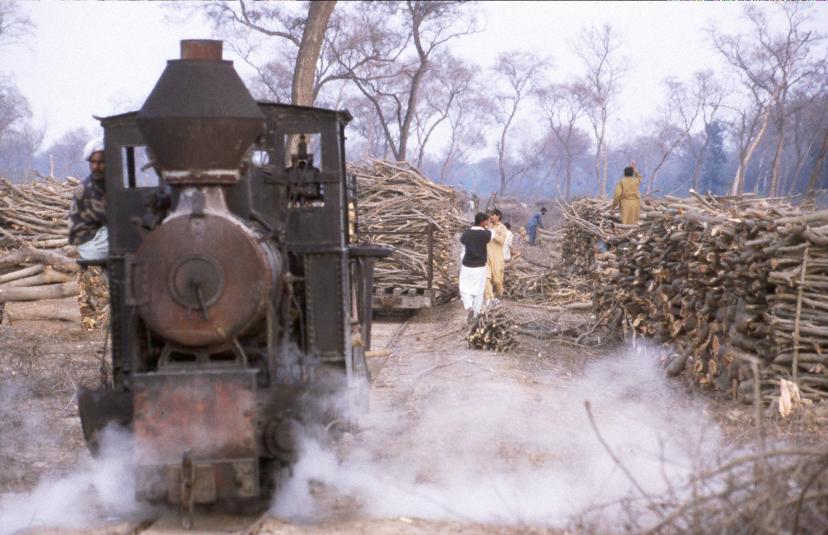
[1,297,827,534]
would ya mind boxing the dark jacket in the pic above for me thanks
[460,227,491,268]
[68,173,107,245]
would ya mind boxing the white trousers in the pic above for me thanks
[459,265,487,314]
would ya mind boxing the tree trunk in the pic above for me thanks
[806,127,828,197]
[769,126,786,197]
[291,1,336,106]
[690,135,711,191]
[729,110,771,195]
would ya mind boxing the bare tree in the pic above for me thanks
[784,86,828,195]
[0,122,41,181]
[37,127,95,179]
[0,75,28,141]
[199,1,338,106]
[491,50,547,195]
[645,117,686,194]
[437,90,489,184]
[536,82,588,198]
[725,88,772,195]
[667,71,725,191]
[293,1,336,105]
[712,3,826,196]
[0,0,32,48]
[576,24,626,197]
[410,52,475,169]
[805,125,828,198]
[343,94,390,159]
[329,1,477,162]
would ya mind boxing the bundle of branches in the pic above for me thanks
[638,447,828,534]
[503,256,592,306]
[0,176,82,322]
[582,396,828,534]
[467,305,519,352]
[587,191,828,403]
[349,160,469,304]
[513,304,611,348]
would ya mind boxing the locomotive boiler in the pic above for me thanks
[77,39,389,524]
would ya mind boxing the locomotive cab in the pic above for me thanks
[77,39,390,523]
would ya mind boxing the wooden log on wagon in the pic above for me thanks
[0,281,79,303]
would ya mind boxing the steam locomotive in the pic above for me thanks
[77,40,389,523]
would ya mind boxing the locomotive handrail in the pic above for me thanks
[76,258,108,267]
[348,244,393,258]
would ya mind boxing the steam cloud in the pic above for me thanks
[272,343,722,527]
[0,426,144,535]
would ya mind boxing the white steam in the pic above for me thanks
[0,426,144,535]
[272,343,722,527]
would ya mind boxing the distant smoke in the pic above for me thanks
[0,426,145,535]
[271,344,723,527]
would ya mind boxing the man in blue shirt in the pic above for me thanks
[526,207,547,246]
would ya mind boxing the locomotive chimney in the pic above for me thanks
[136,39,264,186]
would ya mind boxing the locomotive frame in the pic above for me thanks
[77,40,390,522]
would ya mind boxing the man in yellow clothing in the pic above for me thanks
[485,208,507,302]
[611,162,644,224]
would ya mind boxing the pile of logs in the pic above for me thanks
[467,305,519,352]
[0,176,81,323]
[0,176,76,249]
[349,160,469,304]
[764,209,828,402]
[569,190,828,404]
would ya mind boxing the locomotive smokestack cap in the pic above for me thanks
[136,39,264,186]
[180,39,223,61]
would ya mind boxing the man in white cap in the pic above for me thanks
[68,137,107,250]
[68,137,109,330]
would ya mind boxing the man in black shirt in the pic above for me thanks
[459,212,493,323]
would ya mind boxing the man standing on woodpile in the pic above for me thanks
[485,208,507,304]
[610,161,643,225]
[459,212,492,323]
[68,137,109,331]
[526,207,546,246]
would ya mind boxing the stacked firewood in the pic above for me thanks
[579,191,828,403]
[467,305,519,352]
[0,176,76,249]
[349,160,469,304]
[560,197,663,275]
[0,176,81,323]
[762,210,828,402]
[560,198,611,274]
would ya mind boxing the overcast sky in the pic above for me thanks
[4,1,827,149]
